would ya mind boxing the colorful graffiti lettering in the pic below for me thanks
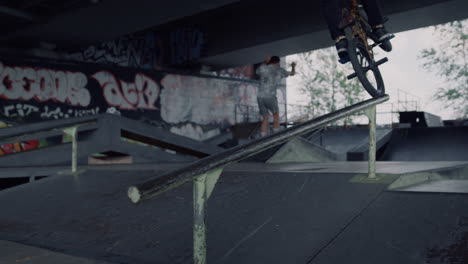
[92,71,160,110]
[0,140,40,156]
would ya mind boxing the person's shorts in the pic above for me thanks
[257,96,279,116]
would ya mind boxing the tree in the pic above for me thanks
[290,46,365,125]
[419,19,468,118]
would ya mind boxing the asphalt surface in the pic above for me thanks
[0,167,466,263]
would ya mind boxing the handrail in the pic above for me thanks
[0,123,98,146]
[128,94,389,203]
[0,114,100,139]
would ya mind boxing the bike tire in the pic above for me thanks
[344,27,385,98]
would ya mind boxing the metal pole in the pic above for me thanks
[391,103,394,125]
[234,105,237,124]
[63,126,78,173]
[365,106,377,179]
[284,103,288,128]
[71,127,78,173]
[397,89,400,112]
[193,168,223,264]
[405,93,408,111]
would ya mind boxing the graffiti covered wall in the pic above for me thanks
[0,59,290,141]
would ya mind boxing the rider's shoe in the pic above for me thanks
[335,39,350,64]
[373,27,393,52]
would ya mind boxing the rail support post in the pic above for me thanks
[193,167,223,264]
[63,126,78,173]
[365,106,377,179]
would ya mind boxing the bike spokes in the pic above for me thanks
[345,27,386,97]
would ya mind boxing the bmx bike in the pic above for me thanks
[340,0,394,97]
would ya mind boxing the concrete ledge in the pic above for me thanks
[88,155,133,165]
[388,164,468,191]
[267,137,337,163]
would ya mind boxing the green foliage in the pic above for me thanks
[419,19,468,118]
[293,47,365,125]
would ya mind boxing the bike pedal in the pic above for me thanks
[374,57,389,67]
[339,57,350,65]
[347,72,358,80]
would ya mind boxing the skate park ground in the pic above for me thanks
[0,159,467,264]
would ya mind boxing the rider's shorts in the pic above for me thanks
[257,96,279,116]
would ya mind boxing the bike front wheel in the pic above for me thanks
[345,27,385,98]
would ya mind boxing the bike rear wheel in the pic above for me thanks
[345,27,385,98]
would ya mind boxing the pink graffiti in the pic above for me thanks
[92,71,159,110]
[0,62,91,107]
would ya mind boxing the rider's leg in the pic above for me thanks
[362,0,393,51]
[261,115,269,137]
[272,112,280,132]
[321,0,343,41]
[258,97,270,137]
[321,0,350,63]
[362,0,385,26]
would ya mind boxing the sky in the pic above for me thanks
[286,25,457,124]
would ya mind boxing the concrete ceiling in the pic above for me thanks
[197,0,468,68]
[0,0,239,49]
[0,0,466,70]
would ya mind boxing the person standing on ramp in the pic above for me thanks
[256,56,296,137]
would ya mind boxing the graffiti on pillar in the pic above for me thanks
[65,32,165,70]
[169,27,205,65]
[65,27,205,69]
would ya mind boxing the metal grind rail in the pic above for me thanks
[127,94,389,264]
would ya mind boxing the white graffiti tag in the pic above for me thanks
[0,62,91,107]
[40,106,101,119]
[92,71,159,110]
[3,104,39,118]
